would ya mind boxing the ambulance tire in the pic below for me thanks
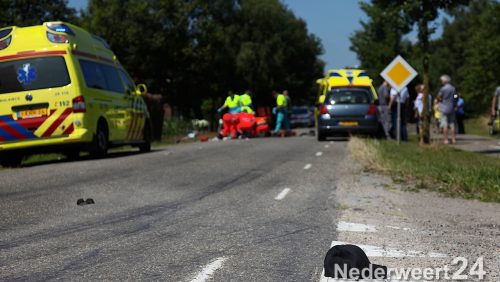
[0,152,23,168]
[139,121,151,153]
[91,120,109,158]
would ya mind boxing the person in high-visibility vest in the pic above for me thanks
[218,90,241,138]
[272,91,290,137]
[240,90,254,114]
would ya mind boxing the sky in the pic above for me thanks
[68,0,445,72]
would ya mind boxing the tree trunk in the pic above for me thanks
[419,16,431,144]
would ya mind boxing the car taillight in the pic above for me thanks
[72,96,86,113]
[320,105,328,115]
[0,36,11,50]
[47,32,68,43]
[367,104,376,115]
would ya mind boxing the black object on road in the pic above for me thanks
[324,244,387,279]
[77,198,95,206]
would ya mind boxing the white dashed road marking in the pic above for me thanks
[337,221,376,232]
[304,163,312,170]
[274,188,291,200]
[316,152,323,157]
[189,257,227,282]
[324,144,329,148]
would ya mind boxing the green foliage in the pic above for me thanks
[351,0,498,114]
[162,117,193,137]
[350,1,413,86]
[80,0,324,112]
[0,0,77,27]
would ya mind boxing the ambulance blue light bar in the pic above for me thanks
[46,23,75,36]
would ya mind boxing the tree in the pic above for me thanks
[0,0,76,27]
[456,1,500,113]
[80,0,324,117]
[350,1,413,86]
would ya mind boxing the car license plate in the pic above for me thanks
[18,108,48,119]
[339,121,358,126]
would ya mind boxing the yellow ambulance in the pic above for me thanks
[0,22,151,167]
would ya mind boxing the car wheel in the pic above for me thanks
[91,121,108,157]
[139,122,151,153]
[317,131,326,141]
[0,152,24,168]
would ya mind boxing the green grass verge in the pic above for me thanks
[349,137,500,203]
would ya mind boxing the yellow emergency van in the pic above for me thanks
[0,22,151,167]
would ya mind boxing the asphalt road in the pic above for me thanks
[0,135,346,281]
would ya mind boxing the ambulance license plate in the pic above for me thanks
[339,121,358,126]
[18,108,48,119]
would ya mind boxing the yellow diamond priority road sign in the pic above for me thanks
[380,55,417,92]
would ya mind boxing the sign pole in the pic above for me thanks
[397,94,401,144]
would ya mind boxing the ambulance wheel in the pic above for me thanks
[0,153,23,168]
[91,121,108,157]
[139,122,151,153]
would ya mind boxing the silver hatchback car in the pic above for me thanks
[317,87,379,141]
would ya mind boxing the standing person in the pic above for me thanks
[377,81,391,139]
[284,90,292,122]
[388,86,409,141]
[272,91,290,137]
[489,86,500,125]
[437,75,457,144]
[455,93,465,134]
[414,84,432,135]
[240,90,254,114]
[217,90,241,138]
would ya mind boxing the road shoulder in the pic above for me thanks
[326,154,499,281]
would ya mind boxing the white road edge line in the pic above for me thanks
[275,188,291,200]
[304,163,312,170]
[189,257,227,282]
[489,145,500,150]
[316,151,323,157]
[329,241,447,258]
[337,221,377,232]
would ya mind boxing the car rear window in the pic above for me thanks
[326,88,372,105]
[0,56,70,94]
[293,108,309,114]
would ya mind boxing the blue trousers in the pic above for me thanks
[274,109,290,132]
[390,103,408,141]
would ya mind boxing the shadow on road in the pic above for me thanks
[21,148,166,168]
